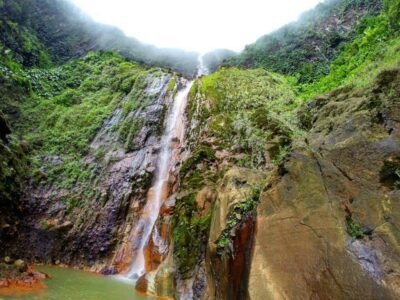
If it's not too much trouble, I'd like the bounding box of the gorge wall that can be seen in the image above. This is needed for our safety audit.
[1,0,400,299]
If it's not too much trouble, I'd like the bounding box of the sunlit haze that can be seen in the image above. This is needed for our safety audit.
[70,0,321,53]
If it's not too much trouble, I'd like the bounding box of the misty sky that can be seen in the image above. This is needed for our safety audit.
[70,0,322,53]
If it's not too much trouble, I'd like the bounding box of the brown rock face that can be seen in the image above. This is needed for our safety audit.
[207,167,263,299]
[249,70,400,299]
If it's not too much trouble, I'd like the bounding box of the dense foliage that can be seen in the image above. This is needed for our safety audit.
[384,0,400,32]
[297,0,400,98]
[225,0,382,83]
[0,113,27,220]
[196,68,300,168]
[0,0,199,76]
[0,50,165,205]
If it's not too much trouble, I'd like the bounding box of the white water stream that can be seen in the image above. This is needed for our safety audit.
[125,55,208,280]
[197,54,209,77]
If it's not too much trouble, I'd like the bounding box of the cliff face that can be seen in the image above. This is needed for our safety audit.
[173,68,400,299]
[168,68,300,299]
[249,69,400,299]
[10,71,176,269]
[1,0,400,299]
[172,1,400,294]
[0,48,183,269]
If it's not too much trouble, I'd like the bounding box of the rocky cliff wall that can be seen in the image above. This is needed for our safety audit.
[1,71,184,272]
[248,69,400,299]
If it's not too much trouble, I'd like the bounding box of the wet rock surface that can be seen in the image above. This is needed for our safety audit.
[0,260,47,294]
[2,73,176,270]
[249,69,400,299]
[207,167,262,300]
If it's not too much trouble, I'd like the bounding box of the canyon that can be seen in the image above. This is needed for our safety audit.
[1,0,400,299]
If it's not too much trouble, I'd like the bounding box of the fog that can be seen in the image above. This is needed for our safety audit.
[70,0,322,52]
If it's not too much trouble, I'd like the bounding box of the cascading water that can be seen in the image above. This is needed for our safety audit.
[124,55,208,281]
[197,54,209,77]
[125,81,193,280]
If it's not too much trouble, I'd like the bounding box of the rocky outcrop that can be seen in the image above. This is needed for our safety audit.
[0,258,47,295]
[171,69,300,299]
[173,68,400,300]
[206,167,263,299]
[249,69,400,299]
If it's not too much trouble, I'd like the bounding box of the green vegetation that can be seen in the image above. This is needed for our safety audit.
[179,146,216,178]
[198,68,301,168]
[297,4,400,99]
[225,0,382,83]
[20,52,157,189]
[224,1,399,102]
[346,218,365,239]
[0,0,199,76]
[0,135,27,209]
[167,77,176,92]
[384,0,400,32]
[0,48,165,206]
[172,145,219,277]
[172,193,212,278]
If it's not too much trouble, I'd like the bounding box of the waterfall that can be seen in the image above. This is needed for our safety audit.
[123,55,208,281]
[197,54,209,77]
[124,80,193,280]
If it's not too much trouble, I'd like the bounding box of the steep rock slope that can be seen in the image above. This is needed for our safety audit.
[250,69,400,299]
[0,50,185,269]
[171,68,300,299]
[176,2,400,297]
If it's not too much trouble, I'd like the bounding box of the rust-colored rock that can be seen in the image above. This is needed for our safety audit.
[206,167,263,299]
[136,275,148,294]
[0,264,47,297]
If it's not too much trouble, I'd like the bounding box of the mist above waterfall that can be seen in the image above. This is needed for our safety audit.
[70,0,321,52]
